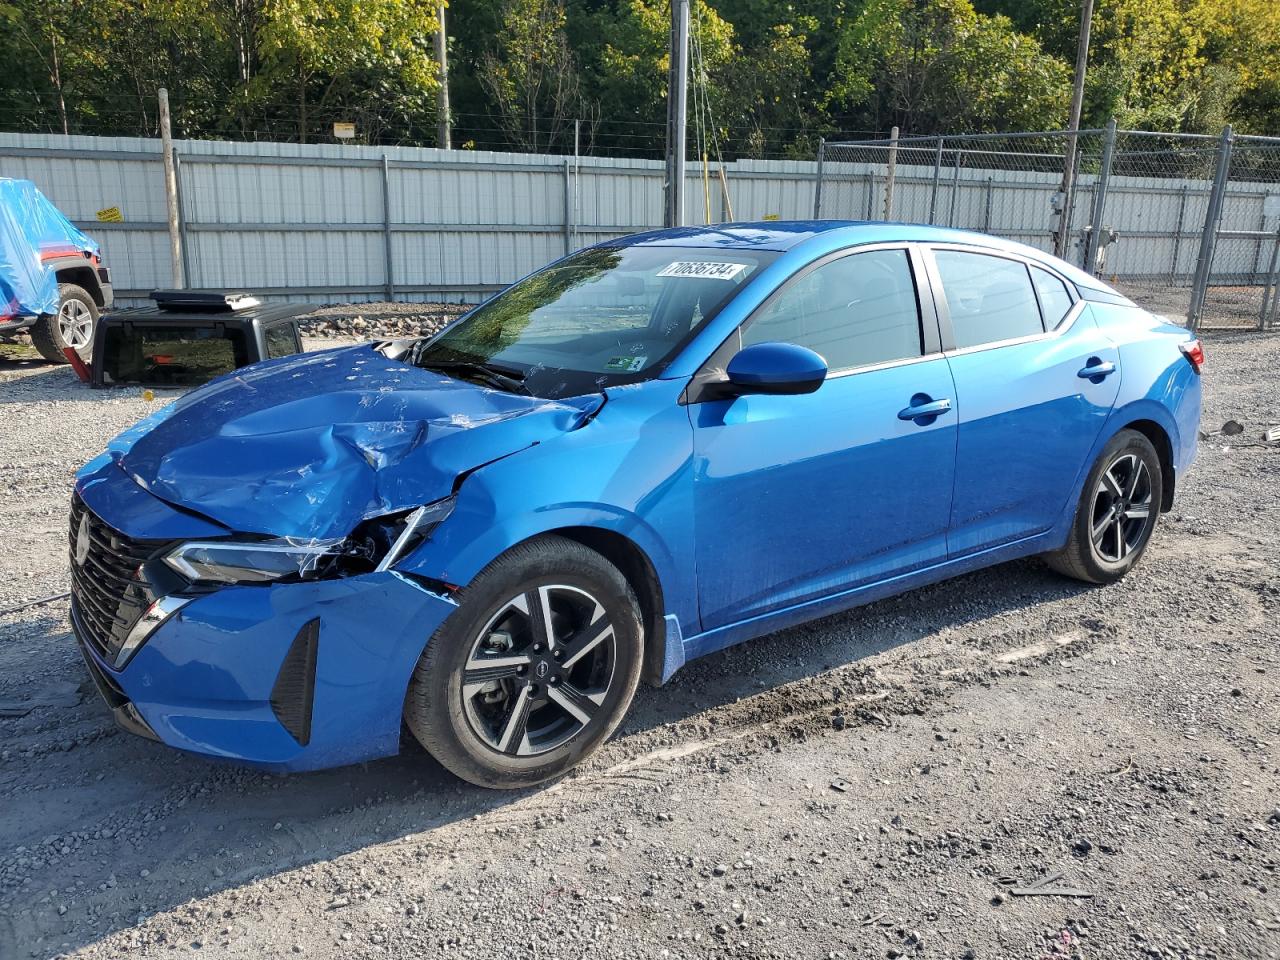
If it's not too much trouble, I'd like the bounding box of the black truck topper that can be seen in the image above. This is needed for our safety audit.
[91,289,308,388]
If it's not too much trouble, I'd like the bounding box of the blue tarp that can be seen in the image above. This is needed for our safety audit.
[0,178,98,319]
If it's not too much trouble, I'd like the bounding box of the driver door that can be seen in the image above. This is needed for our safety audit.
[688,245,958,631]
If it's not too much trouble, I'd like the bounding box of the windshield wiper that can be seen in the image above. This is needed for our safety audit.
[416,358,531,395]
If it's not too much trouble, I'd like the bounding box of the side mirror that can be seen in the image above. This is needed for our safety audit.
[722,341,827,397]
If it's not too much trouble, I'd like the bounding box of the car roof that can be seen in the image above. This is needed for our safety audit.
[613,220,1113,295]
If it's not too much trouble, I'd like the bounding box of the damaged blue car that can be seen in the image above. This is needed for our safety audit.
[71,222,1202,787]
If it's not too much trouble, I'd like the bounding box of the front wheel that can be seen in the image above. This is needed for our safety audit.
[404,536,643,789]
[1045,428,1163,584]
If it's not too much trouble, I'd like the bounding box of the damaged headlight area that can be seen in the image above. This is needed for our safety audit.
[163,496,456,586]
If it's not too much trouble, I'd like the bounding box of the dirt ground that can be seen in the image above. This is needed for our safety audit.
[0,331,1277,960]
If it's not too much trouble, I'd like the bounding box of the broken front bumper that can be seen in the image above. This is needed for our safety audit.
[74,570,458,772]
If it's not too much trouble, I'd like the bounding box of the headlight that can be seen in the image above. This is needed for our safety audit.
[163,538,347,584]
[164,496,455,585]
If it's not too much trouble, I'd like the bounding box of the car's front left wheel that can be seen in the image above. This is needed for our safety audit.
[31,282,98,363]
[404,536,643,789]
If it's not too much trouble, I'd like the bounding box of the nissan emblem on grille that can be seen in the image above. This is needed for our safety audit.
[74,513,91,567]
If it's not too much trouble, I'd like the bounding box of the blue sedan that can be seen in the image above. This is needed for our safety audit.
[70,222,1202,787]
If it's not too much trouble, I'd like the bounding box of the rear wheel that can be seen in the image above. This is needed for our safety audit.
[31,283,98,363]
[1045,429,1163,584]
[404,536,643,789]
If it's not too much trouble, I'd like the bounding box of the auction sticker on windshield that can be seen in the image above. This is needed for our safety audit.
[655,261,749,280]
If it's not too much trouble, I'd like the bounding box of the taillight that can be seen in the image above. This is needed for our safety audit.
[1179,339,1203,374]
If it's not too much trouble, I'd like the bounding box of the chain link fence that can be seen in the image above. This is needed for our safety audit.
[815,124,1280,331]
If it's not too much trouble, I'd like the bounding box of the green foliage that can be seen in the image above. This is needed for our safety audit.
[0,0,1276,154]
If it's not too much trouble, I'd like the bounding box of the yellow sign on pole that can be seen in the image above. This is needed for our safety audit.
[333,122,356,140]
[95,206,123,223]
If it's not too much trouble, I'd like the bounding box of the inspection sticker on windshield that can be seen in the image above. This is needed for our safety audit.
[656,260,748,280]
[605,355,646,372]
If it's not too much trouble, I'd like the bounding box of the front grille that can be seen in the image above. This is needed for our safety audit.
[68,493,173,663]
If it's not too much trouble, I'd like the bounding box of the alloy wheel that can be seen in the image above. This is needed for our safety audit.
[57,299,95,350]
[461,584,616,757]
[1090,453,1154,563]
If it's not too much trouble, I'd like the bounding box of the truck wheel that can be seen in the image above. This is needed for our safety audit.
[31,283,98,363]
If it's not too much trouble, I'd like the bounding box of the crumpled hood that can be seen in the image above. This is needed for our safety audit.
[111,345,603,541]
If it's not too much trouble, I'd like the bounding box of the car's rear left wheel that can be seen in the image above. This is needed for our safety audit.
[404,536,643,789]
[1045,428,1163,584]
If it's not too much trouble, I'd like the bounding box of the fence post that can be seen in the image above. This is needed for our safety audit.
[173,148,192,288]
[813,137,825,219]
[1187,124,1234,330]
[563,157,573,255]
[1169,184,1188,284]
[158,88,184,288]
[1259,227,1280,329]
[883,126,899,221]
[928,137,944,223]
[381,155,395,301]
[947,151,961,226]
[1083,117,1116,275]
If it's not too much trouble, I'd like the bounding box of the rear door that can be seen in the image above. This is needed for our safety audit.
[924,246,1121,556]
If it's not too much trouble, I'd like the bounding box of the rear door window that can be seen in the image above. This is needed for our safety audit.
[933,251,1043,348]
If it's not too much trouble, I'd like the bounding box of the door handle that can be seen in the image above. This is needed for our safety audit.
[897,396,952,423]
[1077,358,1116,380]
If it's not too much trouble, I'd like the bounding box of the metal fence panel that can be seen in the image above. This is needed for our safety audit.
[820,127,1280,330]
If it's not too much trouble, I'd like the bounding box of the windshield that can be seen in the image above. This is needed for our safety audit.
[412,245,778,398]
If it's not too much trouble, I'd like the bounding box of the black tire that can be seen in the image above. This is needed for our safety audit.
[1045,428,1163,584]
[30,283,98,364]
[404,536,643,789]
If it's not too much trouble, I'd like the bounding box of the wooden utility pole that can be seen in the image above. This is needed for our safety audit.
[435,1,451,149]
[158,88,184,288]
[664,0,689,227]
[1055,0,1095,258]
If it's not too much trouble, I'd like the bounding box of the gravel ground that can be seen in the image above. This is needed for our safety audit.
[1,330,1278,960]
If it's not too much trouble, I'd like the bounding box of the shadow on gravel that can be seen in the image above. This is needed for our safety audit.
[2,554,1092,957]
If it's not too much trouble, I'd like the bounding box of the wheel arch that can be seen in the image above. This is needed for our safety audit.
[52,262,104,307]
[1113,417,1176,512]
[512,526,669,688]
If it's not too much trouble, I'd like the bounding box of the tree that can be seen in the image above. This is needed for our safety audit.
[477,0,590,151]
[257,0,439,142]
[832,0,1071,133]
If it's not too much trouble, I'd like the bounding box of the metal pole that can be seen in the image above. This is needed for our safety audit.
[665,0,690,227]
[173,148,191,289]
[983,176,994,232]
[573,119,580,248]
[381,155,395,300]
[1083,117,1116,275]
[1258,227,1280,329]
[563,158,573,255]
[865,173,875,220]
[158,88,183,288]
[1169,184,1188,284]
[948,151,961,226]
[1187,124,1234,330]
[434,1,451,149]
[882,126,899,221]
[928,137,943,223]
[1056,0,1095,258]
[813,137,825,219]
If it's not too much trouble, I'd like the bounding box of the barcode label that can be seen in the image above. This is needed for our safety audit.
[655,261,749,280]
